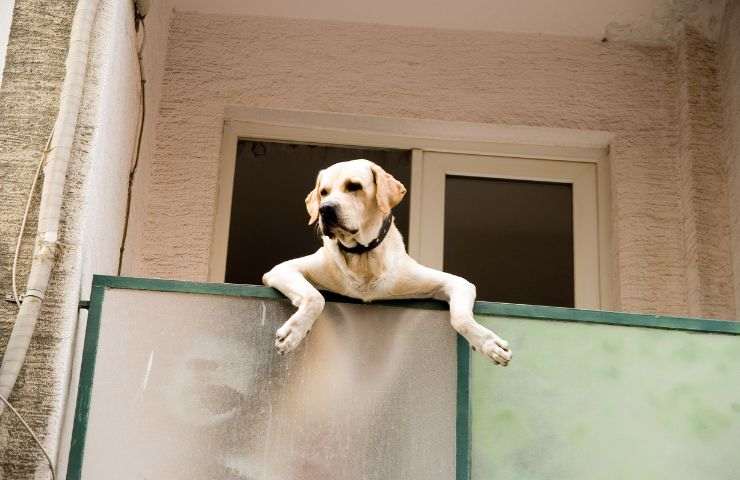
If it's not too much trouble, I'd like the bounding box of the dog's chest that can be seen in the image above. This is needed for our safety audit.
[342,275,394,302]
[332,258,395,302]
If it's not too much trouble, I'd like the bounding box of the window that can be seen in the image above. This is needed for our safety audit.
[223,140,411,285]
[211,108,610,308]
[443,176,574,307]
[417,151,600,308]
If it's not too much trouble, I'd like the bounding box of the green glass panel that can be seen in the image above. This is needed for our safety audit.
[471,316,740,479]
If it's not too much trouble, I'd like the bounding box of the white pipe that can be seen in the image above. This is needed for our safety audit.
[0,0,100,412]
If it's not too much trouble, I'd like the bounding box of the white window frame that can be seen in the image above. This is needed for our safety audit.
[211,107,614,308]
[418,151,600,308]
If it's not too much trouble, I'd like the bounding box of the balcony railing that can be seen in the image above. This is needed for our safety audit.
[66,275,740,480]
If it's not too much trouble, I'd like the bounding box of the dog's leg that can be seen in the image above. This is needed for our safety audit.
[437,275,511,366]
[263,261,325,354]
[397,264,512,366]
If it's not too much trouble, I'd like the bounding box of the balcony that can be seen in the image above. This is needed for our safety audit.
[65,275,740,480]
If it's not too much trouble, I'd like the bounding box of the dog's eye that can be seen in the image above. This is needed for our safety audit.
[346,182,362,192]
[320,188,328,196]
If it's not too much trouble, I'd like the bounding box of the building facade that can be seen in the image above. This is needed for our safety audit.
[0,0,739,477]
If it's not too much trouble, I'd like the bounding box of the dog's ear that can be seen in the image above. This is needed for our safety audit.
[370,163,407,214]
[305,170,323,225]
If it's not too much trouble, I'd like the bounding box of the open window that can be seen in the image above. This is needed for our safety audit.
[210,109,611,309]
[222,140,411,285]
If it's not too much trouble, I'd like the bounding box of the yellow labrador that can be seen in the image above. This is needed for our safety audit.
[263,159,512,366]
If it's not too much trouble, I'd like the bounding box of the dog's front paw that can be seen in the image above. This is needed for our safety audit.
[478,335,512,367]
[274,321,310,354]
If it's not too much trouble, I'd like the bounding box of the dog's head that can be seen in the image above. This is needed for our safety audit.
[305,159,406,246]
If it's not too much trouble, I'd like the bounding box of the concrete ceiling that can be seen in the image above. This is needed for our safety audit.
[171,0,727,44]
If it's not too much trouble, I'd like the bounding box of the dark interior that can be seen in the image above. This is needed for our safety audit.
[443,175,574,307]
[225,140,412,285]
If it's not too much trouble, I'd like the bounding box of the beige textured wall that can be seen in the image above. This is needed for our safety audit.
[0,0,148,477]
[721,0,740,315]
[676,26,735,318]
[133,12,735,318]
[121,0,174,277]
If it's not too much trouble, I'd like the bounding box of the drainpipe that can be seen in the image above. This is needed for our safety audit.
[0,0,100,412]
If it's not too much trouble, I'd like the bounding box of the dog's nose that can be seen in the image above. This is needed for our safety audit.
[319,204,336,219]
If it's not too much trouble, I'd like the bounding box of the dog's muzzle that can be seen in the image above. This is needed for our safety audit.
[319,203,338,222]
[319,203,340,237]
[319,203,357,238]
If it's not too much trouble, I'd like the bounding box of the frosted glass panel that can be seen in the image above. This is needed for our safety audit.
[471,316,740,479]
[79,289,456,480]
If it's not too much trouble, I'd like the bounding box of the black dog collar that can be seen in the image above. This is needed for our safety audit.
[338,215,394,255]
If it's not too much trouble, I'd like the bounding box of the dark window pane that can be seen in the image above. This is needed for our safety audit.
[443,176,574,307]
[226,141,411,285]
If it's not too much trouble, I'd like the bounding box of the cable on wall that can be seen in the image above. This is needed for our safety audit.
[11,128,54,307]
[2,2,143,476]
[0,393,56,480]
[117,9,146,275]
[3,129,56,480]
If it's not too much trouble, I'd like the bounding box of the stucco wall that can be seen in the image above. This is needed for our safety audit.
[133,12,735,318]
[0,4,735,478]
[0,1,76,477]
[676,26,735,318]
[0,0,141,478]
[721,0,740,316]
[0,0,16,86]
[121,0,174,277]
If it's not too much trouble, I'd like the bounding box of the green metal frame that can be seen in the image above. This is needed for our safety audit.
[66,275,740,480]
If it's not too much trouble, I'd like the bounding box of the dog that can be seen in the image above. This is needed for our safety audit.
[263,159,512,366]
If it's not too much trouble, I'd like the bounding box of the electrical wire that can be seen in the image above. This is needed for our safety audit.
[3,8,143,477]
[5,120,56,480]
[117,13,146,275]
[0,392,56,480]
[5,6,144,478]
[11,129,55,307]
[4,1,124,478]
